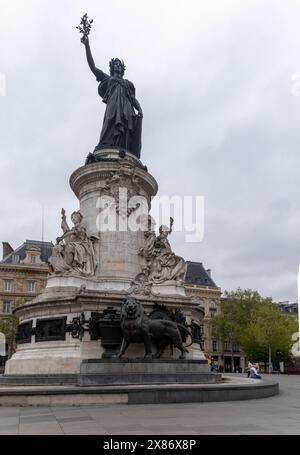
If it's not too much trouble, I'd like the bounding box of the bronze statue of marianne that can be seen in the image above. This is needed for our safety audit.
[77,15,143,159]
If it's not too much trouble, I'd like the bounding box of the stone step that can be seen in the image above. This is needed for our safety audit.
[0,374,78,386]
[78,372,221,386]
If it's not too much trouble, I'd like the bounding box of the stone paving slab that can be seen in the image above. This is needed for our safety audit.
[19,422,64,435]
[20,415,56,423]
[0,375,297,434]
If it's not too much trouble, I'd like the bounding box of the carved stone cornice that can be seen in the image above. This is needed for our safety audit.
[13,287,197,322]
[0,264,49,274]
[69,161,158,201]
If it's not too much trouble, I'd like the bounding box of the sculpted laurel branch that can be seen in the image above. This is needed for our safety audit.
[76,13,93,37]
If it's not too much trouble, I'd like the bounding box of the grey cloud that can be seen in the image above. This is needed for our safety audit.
[1,0,300,301]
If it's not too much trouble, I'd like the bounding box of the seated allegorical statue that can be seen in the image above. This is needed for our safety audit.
[139,217,187,284]
[49,209,98,277]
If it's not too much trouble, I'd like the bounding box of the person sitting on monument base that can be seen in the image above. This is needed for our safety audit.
[249,364,262,379]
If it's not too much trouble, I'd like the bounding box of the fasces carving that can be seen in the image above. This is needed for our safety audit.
[49,209,98,276]
[139,217,187,284]
[66,313,88,340]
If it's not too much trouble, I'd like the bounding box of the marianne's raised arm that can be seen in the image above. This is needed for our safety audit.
[81,36,106,81]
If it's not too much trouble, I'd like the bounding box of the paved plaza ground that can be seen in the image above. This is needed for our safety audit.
[0,375,299,435]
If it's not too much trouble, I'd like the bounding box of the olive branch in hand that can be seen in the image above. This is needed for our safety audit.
[76,13,93,40]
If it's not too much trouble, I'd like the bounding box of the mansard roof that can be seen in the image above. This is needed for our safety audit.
[185,261,217,288]
[1,240,53,265]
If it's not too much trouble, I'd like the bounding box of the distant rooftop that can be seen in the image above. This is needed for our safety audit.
[1,240,54,265]
[276,301,298,314]
[185,261,217,288]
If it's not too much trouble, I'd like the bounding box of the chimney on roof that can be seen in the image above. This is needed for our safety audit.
[2,242,13,259]
[206,269,212,277]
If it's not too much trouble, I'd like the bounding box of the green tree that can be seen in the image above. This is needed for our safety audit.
[241,301,297,365]
[210,288,297,369]
[0,315,18,358]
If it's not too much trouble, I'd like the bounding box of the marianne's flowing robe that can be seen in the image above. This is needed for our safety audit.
[94,70,142,158]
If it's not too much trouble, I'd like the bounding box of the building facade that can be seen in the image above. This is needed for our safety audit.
[184,261,245,372]
[0,240,53,369]
[277,301,298,315]
[0,240,53,320]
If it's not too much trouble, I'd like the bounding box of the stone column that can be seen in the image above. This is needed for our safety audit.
[70,150,158,289]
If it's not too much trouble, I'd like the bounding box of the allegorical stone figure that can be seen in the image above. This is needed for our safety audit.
[49,209,98,277]
[139,217,187,284]
[79,18,143,159]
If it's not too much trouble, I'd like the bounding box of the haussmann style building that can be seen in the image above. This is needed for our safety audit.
[184,261,245,372]
[0,240,53,369]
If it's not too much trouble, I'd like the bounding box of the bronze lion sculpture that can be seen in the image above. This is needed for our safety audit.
[118,298,190,359]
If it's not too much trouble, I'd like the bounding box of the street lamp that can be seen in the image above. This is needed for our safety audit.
[263,314,274,374]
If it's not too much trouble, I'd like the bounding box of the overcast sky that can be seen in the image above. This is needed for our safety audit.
[1,0,300,302]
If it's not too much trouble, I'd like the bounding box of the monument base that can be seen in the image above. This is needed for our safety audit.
[0,376,279,406]
[78,358,221,385]
[6,285,201,375]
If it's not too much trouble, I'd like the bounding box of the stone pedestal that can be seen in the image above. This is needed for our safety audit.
[5,149,207,376]
[69,151,157,286]
[5,289,199,374]
[79,359,220,385]
[188,343,207,361]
